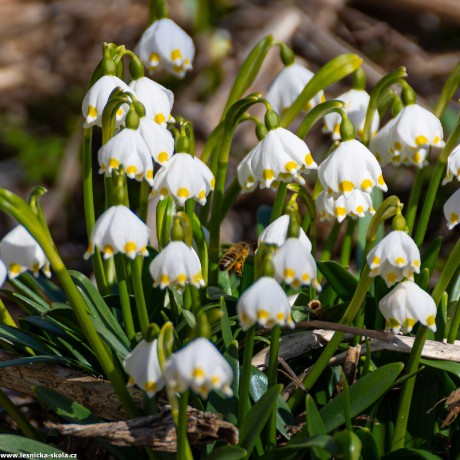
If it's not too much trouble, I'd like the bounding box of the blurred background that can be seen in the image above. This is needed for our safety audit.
[0,0,459,273]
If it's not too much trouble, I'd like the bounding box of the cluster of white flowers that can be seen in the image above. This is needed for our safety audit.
[124,337,233,399]
[442,144,460,229]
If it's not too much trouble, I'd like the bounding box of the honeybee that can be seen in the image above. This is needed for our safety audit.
[218,242,250,277]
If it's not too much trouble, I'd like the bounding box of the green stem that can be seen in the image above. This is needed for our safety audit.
[392,238,460,450]
[130,258,149,334]
[177,391,193,460]
[0,298,17,329]
[114,254,135,341]
[267,325,281,450]
[239,326,255,421]
[414,117,460,247]
[404,168,425,235]
[447,298,460,344]
[340,219,356,267]
[138,180,150,223]
[220,177,242,224]
[0,388,42,441]
[288,265,372,410]
[270,183,288,223]
[320,221,341,261]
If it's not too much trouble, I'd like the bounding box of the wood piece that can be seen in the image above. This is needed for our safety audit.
[0,350,143,421]
[45,409,238,451]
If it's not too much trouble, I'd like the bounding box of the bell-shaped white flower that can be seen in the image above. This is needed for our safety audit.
[0,226,51,279]
[138,117,174,165]
[82,75,130,128]
[129,77,174,126]
[165,338,233,398]
[379,280,436,334]
[258,215,312,252]
[266,63,325,115]
[151,153,215,206]
[444,188,460,230]
[370,104,444,168]
[237,276,294,330]
[318,139,387,198]
[237,127,317,191]
[84,205,150,260]
[273,238,321,290]
[123,339,165,397]
[323,89,379,140]
[149,241,204,291]
[317,189,375,223]
[135,18,195,78]
[98,127,154,185]
[367,230,421,287]
[443,144,460,185]
[0,260,6,287]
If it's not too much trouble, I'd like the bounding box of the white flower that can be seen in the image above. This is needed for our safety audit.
[323,89,379,140]
[82,75,130,128]
[138,117,175,165]
[149,241,205,291]
[98,128,154,185]
[273,238,321,291]
[266,63,325,115]
[135,18,195,78]
[129,77,174,126]
[316,189,375,223]
[370,104,444,168]
[237,276,294,330]
[318,139,387,198]
[165,338,233,398]
[367,231,421,287]
[443,144,460,185]
[151,153,215,206]
[237,127,317,191]
[258,215,312,252]
[379,280,436,334]
[0,226,51,279]
[444,188,460,230]
[0,260,6,287]
[84,205,150,260]
[123,339,165,397]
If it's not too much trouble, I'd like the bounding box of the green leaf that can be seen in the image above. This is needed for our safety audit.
[206,446,247,460]
[281,54,363,127]
[420,359,460,379]
[297,100,345,139]
[320,363,404,433]
[239,384,282,456]
[381,448,442,460]
[220,296,233,350]
[0,355,92,372]
[356,428,380,460]
[317,261,359,301]
[0,434,74,457]
[21,272,67,302]
[0,290,49,315]
[306,394,330,460]
[334,431,362,460]
[8,278,51,312]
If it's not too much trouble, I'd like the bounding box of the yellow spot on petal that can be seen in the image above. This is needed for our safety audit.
[386,272,397,283]
[128,376,135,385]
[184,58,191,66]
[276,312,285,321]
[357,129,364,138]
[87,106,97,119]
[284,268,295,279]
[335,207,346,217]
[198,190,206,200]
[433,135,440,144]
[146,170,154,180]
[377,174,385,186]
[426,314,436,326]
[193,272,203,284]
[241,312,250,324]
[372,256,381,266]
[103,245,114,255]
[177,188,190,199]
[305,101,312,111]
[263,169,275,180]
[285,161,298,172]
[415,135,428,146]
[388,318,400,328]
[177,273,187,284]
[126,165,137,175]
[192,367,205,378]
[160,187,169,196]
[116,107,123,118]
[333,123,340,135]
[450,212,459,223]
[356,205,364,214]
[124,241,137,254]
[403,318,416,329]
[171,49,182,61]
[412,152,422,164]
[394,142,402,151]
[210,178,215,189]
[154,113,166,125]
[361,179,373,190]
[160,274,170,285]
[395,256,405,265]
[145,381,158,392]
[109,158,120,170]
[149,53,160,64]
[339,181,354,193]
[301,273,310,282]
[257,309,270,320]
[9,264,21,275]
[320,94,326,103]
[305,153,314,166]
[211,376,220,385]
[157,151,169,163]
[413,260,420,268]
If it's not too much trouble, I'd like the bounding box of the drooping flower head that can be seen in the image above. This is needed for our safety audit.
[316,189,375,223]
[237,127,317,192]
[135,18,195,78]
[0,226,51,279]
[82,75,130,128]
[150,153,215,206]
[149,241,205,291]
[370,104,444,168]
[273,238,321,291]
[442,144,460,185]
[367,231,421,287]
[379,280,436,334]
[165,338,233,398]
[98,127,155,185]
[266,63,325,115]
[84,205,150,260]
[444,188,460,230]
[318,139,387,198]
[237,276,294,330]
[323,89,379,140]
[123,339,165,397]
[138,117,175,165]
[258,214,312,252]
